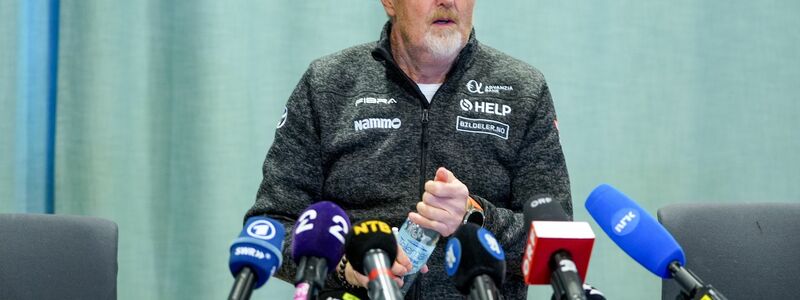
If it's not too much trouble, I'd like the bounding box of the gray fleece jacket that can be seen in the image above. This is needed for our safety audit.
[246,22,571,300]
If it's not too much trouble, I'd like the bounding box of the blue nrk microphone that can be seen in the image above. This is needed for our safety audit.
[228,216,286,300]
[585,184,728,300]
[291,201,351,300]
[585,184,684,278]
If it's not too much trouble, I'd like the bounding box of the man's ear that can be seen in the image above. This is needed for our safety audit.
[380,0,396,19]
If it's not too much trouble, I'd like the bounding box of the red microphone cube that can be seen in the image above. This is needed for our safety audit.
[522,221,595,285]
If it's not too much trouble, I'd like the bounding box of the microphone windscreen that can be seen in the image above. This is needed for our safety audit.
[445,223,506,295]
[522,221,595,284]
[229,216,286,288]
[585,184,685,278]
[291,201,351,272]
[344,220,398,273]
[524,194,570,225]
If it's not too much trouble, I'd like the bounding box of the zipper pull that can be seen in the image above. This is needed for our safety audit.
[422,109,429,123]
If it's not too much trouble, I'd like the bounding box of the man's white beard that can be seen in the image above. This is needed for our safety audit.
[424,29,463,61]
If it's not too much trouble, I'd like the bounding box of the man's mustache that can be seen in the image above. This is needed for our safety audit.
[430,10,458,23]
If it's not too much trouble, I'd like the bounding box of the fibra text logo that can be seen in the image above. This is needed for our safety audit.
[529,196,552,209]
[466,79,513,94]
[460,99,511,116]
[612,209,639,236]
[355,97,396,106]
[247,220,277,240]
[354,118,401,131]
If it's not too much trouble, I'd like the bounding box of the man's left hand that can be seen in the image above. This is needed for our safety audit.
[408,167,469,237]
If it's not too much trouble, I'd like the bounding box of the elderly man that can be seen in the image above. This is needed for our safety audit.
[246,0,571,298]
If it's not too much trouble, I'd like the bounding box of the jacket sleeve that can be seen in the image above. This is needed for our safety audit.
[244,65,346,289]
[474,81,572,280]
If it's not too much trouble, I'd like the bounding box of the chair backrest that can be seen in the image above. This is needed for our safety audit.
[0,213,118,300]
[657,203,800,300]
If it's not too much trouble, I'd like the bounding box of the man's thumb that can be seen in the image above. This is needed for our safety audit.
[434,167,452,182]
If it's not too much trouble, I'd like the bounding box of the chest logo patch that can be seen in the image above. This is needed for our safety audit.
[354,118,402,131]
[355,97,396,106]
[459,99,511,116]
[456,116,509,139]
[466,80,513,94]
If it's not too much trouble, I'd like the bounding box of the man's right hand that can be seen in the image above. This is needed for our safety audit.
[341,243,428,288]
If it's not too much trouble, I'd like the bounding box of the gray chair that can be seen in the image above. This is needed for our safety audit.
[657,203,800,300]
[0,213,118,300]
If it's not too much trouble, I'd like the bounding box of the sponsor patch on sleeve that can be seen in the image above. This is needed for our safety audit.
[456,116,509,139]
[277,106,288,128]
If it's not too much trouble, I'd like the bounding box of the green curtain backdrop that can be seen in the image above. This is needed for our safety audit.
[1,1,798,299]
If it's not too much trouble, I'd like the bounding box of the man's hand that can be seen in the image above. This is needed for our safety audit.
[342,242,428,288]
[408,167,469,237]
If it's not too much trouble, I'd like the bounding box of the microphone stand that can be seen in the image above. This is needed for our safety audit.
[468,274,501,300]
[228,267,256,300]
[293,256,328,300]
[549,251,586,300]
[363,249,402,300]
[668,262,728,300]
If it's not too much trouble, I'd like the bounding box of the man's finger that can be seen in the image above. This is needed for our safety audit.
[424,181,467,200]
[391,262,408,278]
[434,167,452,182]
[394,276,404,288]
[393,245,411,276]
[416,201,455,222]
[408,212,449,236]
[422,186,469,210]
[346,262,369,287]
[422,192,466,216]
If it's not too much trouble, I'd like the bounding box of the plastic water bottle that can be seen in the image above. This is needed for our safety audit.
[396,218,440,294]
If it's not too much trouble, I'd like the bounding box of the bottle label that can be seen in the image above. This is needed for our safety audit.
[397,219,438,273]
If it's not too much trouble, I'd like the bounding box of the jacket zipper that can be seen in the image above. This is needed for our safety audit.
[413,108,430,300]
[377,54,433,300]
[420,108,429,197]
[379,56,431,201]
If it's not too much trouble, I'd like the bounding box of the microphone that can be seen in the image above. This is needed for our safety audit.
[345,220,402,300]
[445,222,506,300]
[522,195,596,300]
[291,201,351,300]
[228,216,286,300]
[317,290,365,300]
[585,184,728,300]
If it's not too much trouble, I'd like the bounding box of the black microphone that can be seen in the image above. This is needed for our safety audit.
[345,220,402,300]
[445,222,506,300]
[291,201,351,300]
[523,195,596,300]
